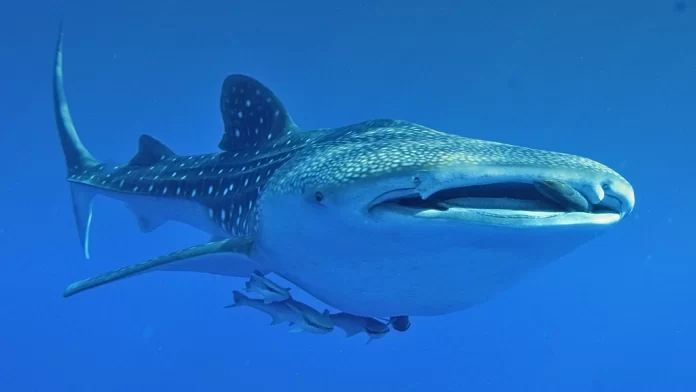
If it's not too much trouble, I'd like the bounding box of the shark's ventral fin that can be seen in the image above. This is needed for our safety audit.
[218,75,299,152]
[129,134,177,166]
[62,237,256,297]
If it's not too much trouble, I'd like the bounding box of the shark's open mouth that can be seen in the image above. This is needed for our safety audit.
[370,181,622,221]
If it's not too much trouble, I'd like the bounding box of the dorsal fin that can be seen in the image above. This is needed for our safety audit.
[129,134,177,166]
[218,75,298,152]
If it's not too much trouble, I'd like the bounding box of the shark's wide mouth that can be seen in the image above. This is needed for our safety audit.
[369,181,623,226]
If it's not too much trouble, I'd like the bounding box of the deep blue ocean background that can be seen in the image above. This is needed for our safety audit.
[1,1,694,391]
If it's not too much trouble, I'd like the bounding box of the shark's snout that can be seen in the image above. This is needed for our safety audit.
[598,178,635,218]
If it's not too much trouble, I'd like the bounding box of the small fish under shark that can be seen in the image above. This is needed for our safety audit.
[225,290,334,334]
[238,271,397,342]
[55,27,635,322]
[330,313,391,344]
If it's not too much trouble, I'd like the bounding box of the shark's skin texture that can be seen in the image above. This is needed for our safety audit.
[56,28,635,318]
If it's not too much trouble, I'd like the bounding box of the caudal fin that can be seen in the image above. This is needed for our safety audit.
[224,290,249,308]
[53,25,98,176]
[53,25,100,259]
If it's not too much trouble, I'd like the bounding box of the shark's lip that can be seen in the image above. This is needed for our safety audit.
[370,203,622,227]
[368,181,631,227]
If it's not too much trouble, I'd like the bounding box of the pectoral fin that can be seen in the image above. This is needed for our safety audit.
[63,236,255,297]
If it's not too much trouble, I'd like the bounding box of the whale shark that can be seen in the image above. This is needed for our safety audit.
[56,29,635,318]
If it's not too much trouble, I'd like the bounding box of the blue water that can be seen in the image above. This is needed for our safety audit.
[2,1,694,391]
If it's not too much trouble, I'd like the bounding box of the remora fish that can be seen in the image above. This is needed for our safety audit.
[225,291,333,334]
[56,29,635,318]
[245,270,291,303]
[330,312,391,344]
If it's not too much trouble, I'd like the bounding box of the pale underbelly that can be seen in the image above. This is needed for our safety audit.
[257,241,566,318]
[255,222,603,318]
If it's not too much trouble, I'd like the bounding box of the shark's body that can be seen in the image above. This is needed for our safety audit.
[56,30,635,318]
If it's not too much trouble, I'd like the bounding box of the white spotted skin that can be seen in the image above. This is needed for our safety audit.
[65,139,304,241]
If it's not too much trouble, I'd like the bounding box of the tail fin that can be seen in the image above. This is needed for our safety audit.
[224,290,248,308]
[53,25,100,259]
[53,25,98,176]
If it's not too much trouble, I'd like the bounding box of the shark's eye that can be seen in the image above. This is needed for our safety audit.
[314,192,324,203]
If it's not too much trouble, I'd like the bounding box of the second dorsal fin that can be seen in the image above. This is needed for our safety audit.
[218,75,298,152]
[129,134,177,166]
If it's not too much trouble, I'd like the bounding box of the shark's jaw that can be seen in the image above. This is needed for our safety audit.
[367,165,634,228]
[256,153,635,318]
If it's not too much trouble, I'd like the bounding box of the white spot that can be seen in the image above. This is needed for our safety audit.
[192,189,197,197]
[255,175,260,183]
[148,185,154,191]
[274,110,279,116]
[237,112,243,119]
[134,186,139,191]
[198,171,204,176]
[229,184,234,191]
[235,129,240,137]
[119,180,125,188]
[245,99,251,107]
[259,117,264,124]
[209,208,214,218]
[268,133,272,140]
[254,128,259,134]
[172,172,177,177]
[221,209,227,220]
[181,175,187,180]
[176,187,181,195]
[163,187,168,194]
[244,178,249,186]
[208,186,214,195]
[223,188,228,196]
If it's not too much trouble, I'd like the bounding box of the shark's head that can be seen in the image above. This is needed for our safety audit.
[257,118,635,316]
[261,119,633,236]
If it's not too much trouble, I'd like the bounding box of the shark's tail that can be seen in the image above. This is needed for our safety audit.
[53,25,98,177]
[53,25,100,259]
